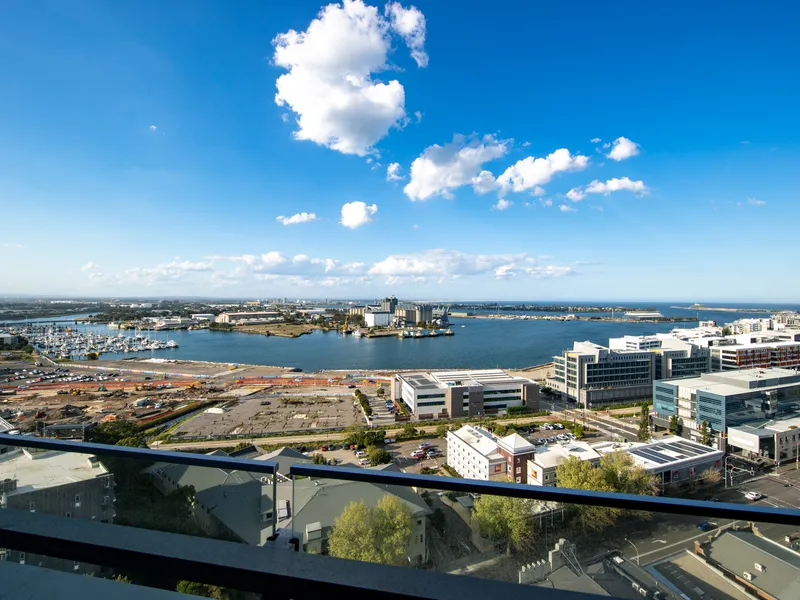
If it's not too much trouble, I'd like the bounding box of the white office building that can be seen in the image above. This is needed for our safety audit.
[393,369,539,418]
[609,335,662,351]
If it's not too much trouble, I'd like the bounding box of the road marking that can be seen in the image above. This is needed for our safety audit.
[652,540,667,544]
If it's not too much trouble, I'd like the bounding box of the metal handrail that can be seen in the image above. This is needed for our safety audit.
[0,433,276,475]
[290,463,800,526]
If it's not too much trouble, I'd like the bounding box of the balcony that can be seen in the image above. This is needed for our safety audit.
[0,434,799,600]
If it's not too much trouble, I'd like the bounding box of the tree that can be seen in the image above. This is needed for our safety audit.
[368,446,392,465]
[722,326,732,337]
[116,436,147,448]
[232,442,251,452]
[436,423,450,438]
[700,467,722,487]
[668,414,680,435]
[637,403,650,442]
[311,453,327,464]
[472,496,538,553]
[176,581,241,599]
[86,352,99,360]
[572,423,585,440]
[700,420,712,446]
[555,452,658,531]
[328,496,413,565]
[376,387,385,397]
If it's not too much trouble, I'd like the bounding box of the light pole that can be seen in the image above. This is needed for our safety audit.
[625,538,640,566]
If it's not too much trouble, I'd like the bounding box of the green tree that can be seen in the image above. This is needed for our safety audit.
[368,446,392,465]
[311,453,327,464]
[90,420,140,445]
[376,387,385,397]
[572,423,585,440]
[116,436,147,448]
[700,420,711,446]
[668,414,680,435]
[232,442,251,452]
[637,403,650,442]
[328,496,413,565]
[176,581,241,599]
[555,452,658,532]
[472,496,538,553]
[21,344,35,354]
[400,423,417,439]
[86,352,99,360]
[721,326,732,336]
[436,423,450,438]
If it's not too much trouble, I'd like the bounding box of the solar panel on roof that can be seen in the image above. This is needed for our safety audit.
[667,441,707,456]
[630,448,671,465]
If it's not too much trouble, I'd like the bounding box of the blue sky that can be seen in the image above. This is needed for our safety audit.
[1,0,799,301]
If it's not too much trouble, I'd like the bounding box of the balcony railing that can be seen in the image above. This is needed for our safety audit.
[0,433,799,600]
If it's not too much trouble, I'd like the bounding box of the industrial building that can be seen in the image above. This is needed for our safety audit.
[446,425,536,483]
[364,309,391,327]
[215,311,282,325]
[392,369,539,418]
[548,342,655,407]
[653,368,800,445]
[0,449,115,573]
[0,333,19,347]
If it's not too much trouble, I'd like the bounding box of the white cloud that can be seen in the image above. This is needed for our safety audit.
[566,187,586,202]
[585,177,648,195]
[341,201,378,228]
[277,212,318,225]
[368,249,574,281]
[414,110,422,122]
[471,170,498,195]
[412,224,420,229]
[404,134,510,200]
[384,2,427,67]
[272,0,427,156]
[602,142,611,149]
[493,198,511,211]
[747,197,767,206]
[496,148,589,194]
[559,204,576,212]
[386,162,403,181]
[80,261,97,271]
[0,242,25,249]
[531,186,546,196]
[590,137,601,143]
[280,113,290,123]
[539,198,553,207]
[607,136,640,161]
[149,125,157,132]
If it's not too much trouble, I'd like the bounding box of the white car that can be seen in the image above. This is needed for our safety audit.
[745,491,763,501]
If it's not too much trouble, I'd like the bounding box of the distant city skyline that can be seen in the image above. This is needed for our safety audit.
[1,1,799,300]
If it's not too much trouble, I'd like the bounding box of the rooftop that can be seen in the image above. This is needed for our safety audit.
[704,530,800,599]
[448,425,503,460]
[663,367,800,394]
[398,369,532,391]
[0,449,109,494]
[532,441,601,469]
[593,436,723,470]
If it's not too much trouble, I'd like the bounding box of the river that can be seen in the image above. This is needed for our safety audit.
[8,303,795,372]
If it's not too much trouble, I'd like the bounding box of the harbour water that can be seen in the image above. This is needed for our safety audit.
[9,303,788,372]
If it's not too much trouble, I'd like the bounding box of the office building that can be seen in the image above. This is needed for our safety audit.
[652,339,711,379]
[728,413,800,464]
[728,317,773,334]
[652,368,800,443]
[526,441,601,486]
[446,425,536,483]
[609,335,662,351]
[392,369,539,418]
[548,342,654,407]
[0,449,115,573]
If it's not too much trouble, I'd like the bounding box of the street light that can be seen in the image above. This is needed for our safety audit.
[625,538,640,566]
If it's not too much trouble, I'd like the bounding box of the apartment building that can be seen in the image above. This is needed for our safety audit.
[392,369,539,418]
[548,342,654,407]
[728,318,773,334]
[653,368,800,443]
[446,425,536,483]
[709,340,800,371]
[0,449,115,573]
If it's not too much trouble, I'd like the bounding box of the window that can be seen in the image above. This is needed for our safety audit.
[73,561,80,571]
[75,494,81,507]
[29,501,35,512]
[494,464,502,473]
[417,520,422,525]
[19,552,25,564]
[515,467,521,474]
[65,512,71,518]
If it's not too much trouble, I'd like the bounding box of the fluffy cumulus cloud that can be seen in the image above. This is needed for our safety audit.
[277,212,318,225]
[384,2,427,67]
[607,136,640,161]
[493,198,511,211]
[404,134,510,200]
[559,204,576,213]
[80,261,97,271]
[496,148,589,194]
[149,125,157,132]
[565,188,586,202]
[585,177,648,195]
[590,137,601,143]
[747,197,767,206]
[386,162,403,181]
[368,249,574,282]
[272,0,427,156]
[341,201,378,228]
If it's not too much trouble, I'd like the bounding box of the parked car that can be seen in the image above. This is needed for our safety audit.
[745,491,763,501]
[419,442,432,449]
[696,521,716,532]
[703,496,719,502]
[542,424,553,430]
[347,385,356,388]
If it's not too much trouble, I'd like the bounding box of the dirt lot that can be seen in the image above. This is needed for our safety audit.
[171,387,364,438]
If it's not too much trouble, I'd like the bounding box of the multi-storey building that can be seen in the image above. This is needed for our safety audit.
[0,449,115,573]
[446,425,536,483]
[609,335,662,351]
[215,311,282,325]
[364,309,391,327]
[728,318,773,334]
[527,441,601,486]
[392,369,539,418]
[548,342,655,407]
[652,368,800,444]
[652,339,711,379]
[709,340,800,371]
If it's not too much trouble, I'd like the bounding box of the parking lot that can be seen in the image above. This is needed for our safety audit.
[171,388,364,438]
[315,436,447,472]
